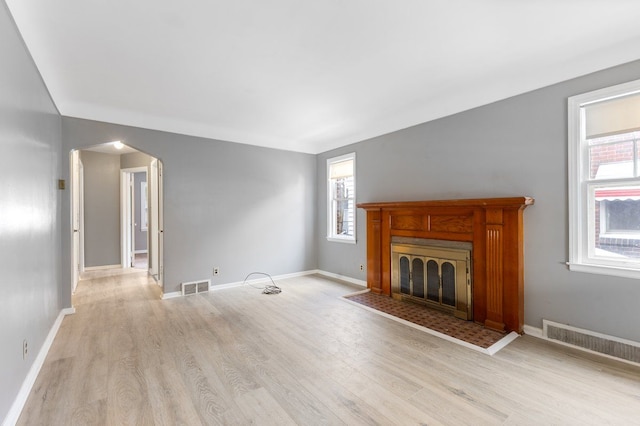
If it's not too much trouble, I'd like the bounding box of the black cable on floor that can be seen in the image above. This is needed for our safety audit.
[242,272,282,294]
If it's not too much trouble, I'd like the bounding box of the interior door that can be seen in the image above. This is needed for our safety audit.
[149,160,159,281]
[71,150,81,293]
[129,174,136,267]
[79,160,84,276]
[149,159,163,287]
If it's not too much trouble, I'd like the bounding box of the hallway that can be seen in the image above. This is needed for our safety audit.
[133,253,148,270]
[18,268,162,424]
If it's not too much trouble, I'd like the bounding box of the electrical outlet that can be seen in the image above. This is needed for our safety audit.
[213,267,219,276]
[23,339,28,360]
[359,264,364,271]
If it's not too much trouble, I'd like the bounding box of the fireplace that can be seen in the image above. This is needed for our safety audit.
[391,241,472,320]
[357,197,533,333]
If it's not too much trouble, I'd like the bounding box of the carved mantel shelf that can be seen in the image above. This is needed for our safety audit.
[357,197,534,334]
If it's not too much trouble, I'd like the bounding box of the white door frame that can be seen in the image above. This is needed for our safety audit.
[121,167,147,268]
[158,160,164,287]
[70,150,84,293]
[70,149,164,295]
[79,160,85,277]
[149,160,159,283]
[149,160,158,278]
[149,159,164,287]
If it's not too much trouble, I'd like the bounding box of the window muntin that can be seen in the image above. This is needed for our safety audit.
[327,153,356,243]
[568,80,640,278]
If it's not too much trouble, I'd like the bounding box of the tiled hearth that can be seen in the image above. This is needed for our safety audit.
[344,291,510,350]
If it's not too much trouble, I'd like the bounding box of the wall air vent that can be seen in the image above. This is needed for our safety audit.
[543,320,640,365]
[181,279,211,296]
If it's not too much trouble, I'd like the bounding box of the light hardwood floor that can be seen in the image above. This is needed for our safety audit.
[18,269,640,425]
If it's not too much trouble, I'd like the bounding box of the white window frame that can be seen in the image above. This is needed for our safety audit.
[568,78,640,279]
[327,152,356,244]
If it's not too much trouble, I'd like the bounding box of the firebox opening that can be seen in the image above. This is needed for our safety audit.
[391,240,472,321]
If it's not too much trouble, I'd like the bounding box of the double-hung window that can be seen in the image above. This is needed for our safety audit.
[568,79,640,278]
[327,153,356,243]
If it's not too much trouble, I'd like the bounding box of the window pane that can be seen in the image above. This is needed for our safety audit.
[607,200,640,232]
[588,131,638,146]
[327,153,355,241]
[589,141,634,179]
[331,199,338,234]
[332,176,354,236]
[591,186,640,261]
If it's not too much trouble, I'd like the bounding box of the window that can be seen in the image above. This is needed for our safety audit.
[568,79,640,278]
[327,153,356,243]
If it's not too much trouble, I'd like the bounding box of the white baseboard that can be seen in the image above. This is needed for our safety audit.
[235,269,319,286]
[161,291,182,299]
[2,307,75,426]
[161,270,366,299]
[83,264,121,271]
[523,324,543,338]
[316,270,367,287]
[207,281,245,292]
[207,270,367,291]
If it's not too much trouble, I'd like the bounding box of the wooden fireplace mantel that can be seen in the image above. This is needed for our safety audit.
[357,197,534,333]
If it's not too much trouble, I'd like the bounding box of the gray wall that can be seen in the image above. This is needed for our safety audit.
[317,59,640,343]
[61,118,317,297]
[80,150,121,267]
[121,150,152,170]
[0,2,62,422]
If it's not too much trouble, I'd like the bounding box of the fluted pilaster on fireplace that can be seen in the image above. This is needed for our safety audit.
[357,197,533,334]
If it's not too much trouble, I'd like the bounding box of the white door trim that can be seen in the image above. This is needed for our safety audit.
[121,167,147,268]
[70,150,81,293]
[149,159,159,280]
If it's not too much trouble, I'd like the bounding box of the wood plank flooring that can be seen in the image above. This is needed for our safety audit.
[17,269,640,425]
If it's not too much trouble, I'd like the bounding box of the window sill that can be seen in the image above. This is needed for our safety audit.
[327,236,356,244]
[568,262,640,279]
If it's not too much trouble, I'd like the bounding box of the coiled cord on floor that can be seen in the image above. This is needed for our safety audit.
[242,272,282,294]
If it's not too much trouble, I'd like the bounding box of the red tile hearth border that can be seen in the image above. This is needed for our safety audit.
[344,291,507,350]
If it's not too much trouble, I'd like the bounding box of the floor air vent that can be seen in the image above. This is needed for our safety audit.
[181,279,211,296]
[543,320,640,364]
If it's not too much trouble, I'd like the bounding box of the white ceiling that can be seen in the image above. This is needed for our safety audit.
[6,1,640,154]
